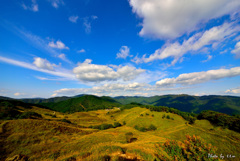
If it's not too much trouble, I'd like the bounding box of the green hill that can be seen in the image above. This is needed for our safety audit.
[114,94,240,115]
[40,95,121,113]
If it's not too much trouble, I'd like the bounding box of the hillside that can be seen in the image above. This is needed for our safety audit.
[40,95,121,113]
[0,104,239,161]
[114,95,240,115]
[20,96,71,104]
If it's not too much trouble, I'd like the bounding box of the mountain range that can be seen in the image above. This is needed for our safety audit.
[1,94,240,115]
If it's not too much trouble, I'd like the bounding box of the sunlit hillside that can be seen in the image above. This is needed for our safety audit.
[1,101,239,161]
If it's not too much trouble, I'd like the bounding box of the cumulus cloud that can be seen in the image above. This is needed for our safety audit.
[22,0,38,12]
[69,15,79,23]
[225,87,240,94]
[48,40,69,50]
[116,46,130,59]
[49,0,64,8]
[33,57,56,71]
[231,41,240,58]
[132,23,240,65]
[156,66,240,86]
[73,59,145,82]
[51,82,147,96]
[129,0,240,39]
[51,82,190,97]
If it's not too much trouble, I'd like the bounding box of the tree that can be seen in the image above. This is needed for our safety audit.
[148,124,157,131]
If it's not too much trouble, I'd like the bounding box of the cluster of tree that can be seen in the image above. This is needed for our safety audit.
[89,122,122,130]
[162,114,174,120]
[198,110,240,132]
[134,124,157,132]
[0,101,42,120]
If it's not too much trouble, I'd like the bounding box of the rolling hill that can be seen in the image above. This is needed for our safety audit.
[114,94,240,115]
[0,102,239,161]
[40,95,121,113]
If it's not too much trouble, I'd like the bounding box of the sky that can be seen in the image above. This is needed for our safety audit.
[0,0,240,98]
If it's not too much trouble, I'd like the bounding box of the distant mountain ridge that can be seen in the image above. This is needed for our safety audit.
[114,94,240,115]
[0,94,240,115]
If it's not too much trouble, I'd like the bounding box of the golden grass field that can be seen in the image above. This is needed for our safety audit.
[0,106,239,160]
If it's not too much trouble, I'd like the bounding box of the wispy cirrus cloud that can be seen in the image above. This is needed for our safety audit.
[58,53,72,64]
[21,0,38,12]
[83,15,98,34]
[49,0,64,8]
[132,23,240,65]
[69,15,79,23]
[201,55,212,63]
[0,55,75,80]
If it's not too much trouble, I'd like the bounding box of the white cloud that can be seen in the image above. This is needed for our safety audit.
[58,53,71,64]
[129,0,240,39]
[83,18,91,34]
[48,40,69,50]
[69,15,79,23]
[22,0,38,12]
[225,87,240,94]
[83,16,98,33]
[0,56,75,80]
[73,59,145,82]
[51,82,190,97]
[156,66,240,86]
[201,55,212,63]
[51,82,147,96]
[14,92,25,96]
[33,57,56,71]
[49,0,64,8]
[116,46,130,59]
[77,49,86,53]
[231,41,240,58]
[132,23,240,65]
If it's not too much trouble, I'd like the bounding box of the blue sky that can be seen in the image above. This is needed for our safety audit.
[0,0,240,98]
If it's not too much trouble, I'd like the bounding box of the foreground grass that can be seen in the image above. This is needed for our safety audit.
[0,106,239,160]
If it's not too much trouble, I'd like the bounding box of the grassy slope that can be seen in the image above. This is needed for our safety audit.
[1,106,240,161]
